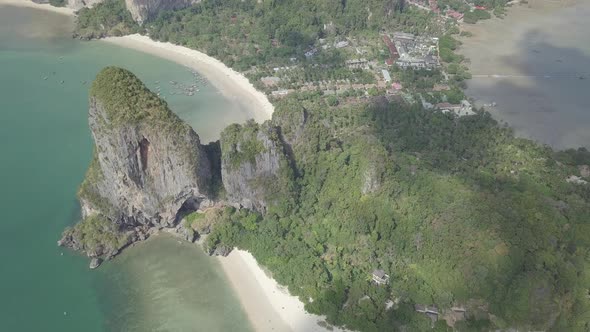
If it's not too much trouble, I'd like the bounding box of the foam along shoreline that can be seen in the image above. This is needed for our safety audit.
[103,34,274,122]
[217,249,350,332]
[0,0,75,15]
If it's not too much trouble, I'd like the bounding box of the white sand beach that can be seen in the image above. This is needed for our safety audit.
[103,34,274,122]
[0,0,74,15]
[218,249,349,332]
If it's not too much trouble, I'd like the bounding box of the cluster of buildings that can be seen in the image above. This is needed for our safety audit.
[435,100,474,116]
[391,32,440,70]
[406,0,493,22]
[345,58,370,70]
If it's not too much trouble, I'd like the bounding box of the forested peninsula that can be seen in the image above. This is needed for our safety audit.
[61,66,590,331]
[54,0,590,331]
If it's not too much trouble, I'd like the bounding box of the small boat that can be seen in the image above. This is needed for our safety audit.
[43,76,48,80]
[60,80,65,84]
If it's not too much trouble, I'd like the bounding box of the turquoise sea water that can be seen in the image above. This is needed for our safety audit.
[0,6,252,331]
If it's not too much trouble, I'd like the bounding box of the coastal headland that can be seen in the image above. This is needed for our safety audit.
[0,2,333,331]
[5,0,590,331]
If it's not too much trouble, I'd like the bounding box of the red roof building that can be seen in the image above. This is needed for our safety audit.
[447,10,464,20]
[382,35,399,66]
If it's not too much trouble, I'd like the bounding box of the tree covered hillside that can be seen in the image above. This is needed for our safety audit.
[207,94,590,331]
[146,0,435,70]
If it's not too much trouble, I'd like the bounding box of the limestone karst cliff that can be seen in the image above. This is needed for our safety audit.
[59,67,293,260]
[220,121,295,214]
[124,0,201,24]
[53,0,200,24]
[59,67,212,258]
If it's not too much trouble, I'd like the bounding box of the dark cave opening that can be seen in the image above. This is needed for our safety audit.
[139,137,150,172]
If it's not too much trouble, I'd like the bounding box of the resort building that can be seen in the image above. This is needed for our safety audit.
[372,269,390,285]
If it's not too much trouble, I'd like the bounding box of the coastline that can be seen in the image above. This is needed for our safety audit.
[0,0,74,15]
[103,34,274,122]
[217,249,349,332]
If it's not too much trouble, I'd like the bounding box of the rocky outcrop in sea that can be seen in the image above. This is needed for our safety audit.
[59,67,213,259]
[58,67,294,265]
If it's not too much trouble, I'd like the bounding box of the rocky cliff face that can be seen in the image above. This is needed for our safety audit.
[66,0,105,10]
[51,0,199,24]
[125,0,201,24]
[220,121,294,214]
[59,67,212,258]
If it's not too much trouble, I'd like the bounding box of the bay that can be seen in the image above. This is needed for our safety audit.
[460,0,590,149]
[0,5,252,331]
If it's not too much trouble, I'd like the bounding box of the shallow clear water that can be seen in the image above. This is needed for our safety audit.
[0,5,252,331]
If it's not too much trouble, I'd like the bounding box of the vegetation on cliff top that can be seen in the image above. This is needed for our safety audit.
[74,0,140,39]
[90,66,189,133]
[208,93,590,331]
[221,120,268,169]
[62,214,129,255]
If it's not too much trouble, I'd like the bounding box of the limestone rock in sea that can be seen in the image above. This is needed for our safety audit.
[59,67,213,258]
[124,0,201,24]
[89,258,102,269]
[220,121,295,214]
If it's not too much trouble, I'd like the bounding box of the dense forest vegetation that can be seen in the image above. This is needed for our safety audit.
[73,0,139,39]
[74,0,446,70]
[70,0,590,330]
[206,94,590,331]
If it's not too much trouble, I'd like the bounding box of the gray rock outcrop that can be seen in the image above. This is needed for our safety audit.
[84,68,212,225]
[66,0,105,10]
[43,0,200,24]
[125,0,201,24]
[59,67,213,258]
[220,121,294,214]
[89,258,102,269]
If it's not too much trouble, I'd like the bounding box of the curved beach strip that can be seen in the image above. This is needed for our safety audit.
[218,250,350,332]
[0,0,75,15]
[103,34,274,121]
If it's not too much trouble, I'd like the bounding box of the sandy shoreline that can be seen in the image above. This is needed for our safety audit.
[217,249,348,332]
[0,0,74,15]
[103,34,274,122]
[0,2,273,122]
